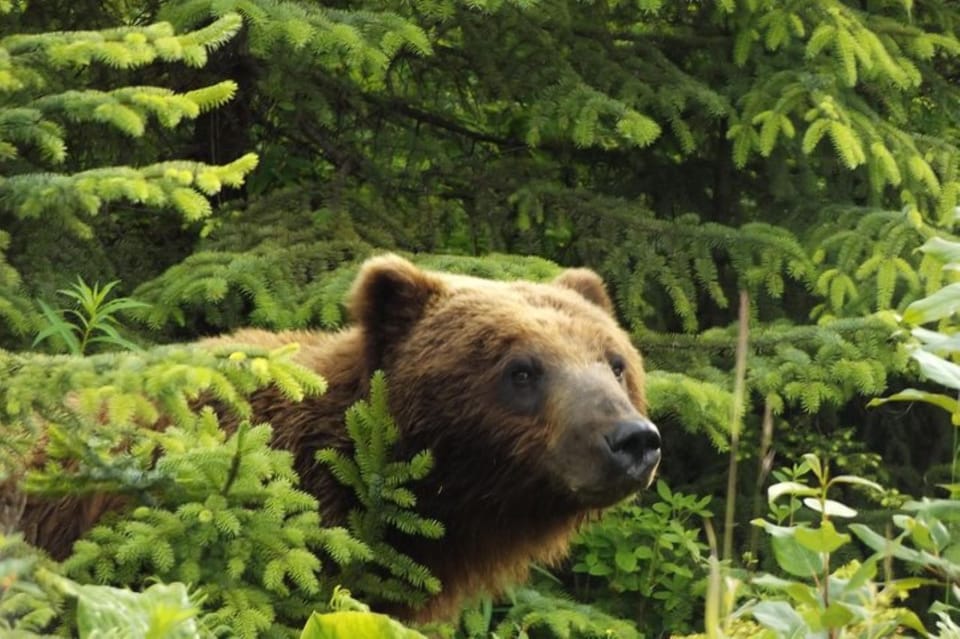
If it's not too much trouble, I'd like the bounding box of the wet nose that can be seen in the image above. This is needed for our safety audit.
[605,418,661,464]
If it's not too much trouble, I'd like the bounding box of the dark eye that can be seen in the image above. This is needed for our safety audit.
[610,355,626,380]
[511,363,536,387]
[500,356,545,415]
[505,356,541,390]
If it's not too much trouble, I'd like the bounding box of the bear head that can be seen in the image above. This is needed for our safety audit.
[348,254,660,513]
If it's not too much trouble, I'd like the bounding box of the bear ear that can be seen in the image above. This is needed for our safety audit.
[348,254,445,366]
[553,268,616,315]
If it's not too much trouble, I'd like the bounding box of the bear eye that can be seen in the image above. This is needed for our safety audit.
[512,368,532,385]
[506,357,541,389]
[500,356,545,415]
[609,355,626,381]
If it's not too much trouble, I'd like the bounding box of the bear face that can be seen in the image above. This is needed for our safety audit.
[349,255,660,515]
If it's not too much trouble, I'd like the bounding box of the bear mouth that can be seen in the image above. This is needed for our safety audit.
[611,448,661,494]
[614,447,661,485]
[572,446,661,507]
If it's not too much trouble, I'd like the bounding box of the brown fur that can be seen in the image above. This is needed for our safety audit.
[15,255,655,621]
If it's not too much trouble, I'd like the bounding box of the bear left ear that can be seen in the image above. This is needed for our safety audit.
[348,254,446,367]
[553,268,616,315]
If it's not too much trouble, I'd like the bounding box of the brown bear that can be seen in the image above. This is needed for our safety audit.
[17,254,661,621]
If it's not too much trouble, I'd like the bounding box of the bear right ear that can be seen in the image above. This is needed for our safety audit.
[348,254,445,367]
[553,268,616,315]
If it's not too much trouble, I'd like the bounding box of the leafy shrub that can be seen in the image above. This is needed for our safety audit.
[570,481,712,636]
[685,454,941,638]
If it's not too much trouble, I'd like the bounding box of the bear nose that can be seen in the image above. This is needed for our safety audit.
[605,418,661,467]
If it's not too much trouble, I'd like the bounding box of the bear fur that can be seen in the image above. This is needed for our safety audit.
[16,255,661,621]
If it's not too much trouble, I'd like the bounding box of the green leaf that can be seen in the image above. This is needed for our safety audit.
[821,602,855,629]
[895,609,931,635]
[614,549,638,572]
[849,524,919,562]
[803,497,857,518]
[903,283,960,324]
[827,475,885,494]
[90,323,142,352]
[794,520,850,553]
[868,388,960,415]
[843,554,878,592]
[752,519,822,577]
[751,574,820,607]
[903,498,960,521]
[299,611,427,639]
[919,236,960,264]
[750,600,806,637]
[910,328,960,354]
[768,481,818,503]
[68,581,200,638]
[909,348,960,390]
[801,454,824,483]
[33,299,82,354]
[893,514,945,552]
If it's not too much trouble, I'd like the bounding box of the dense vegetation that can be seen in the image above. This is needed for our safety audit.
[4,0,960,636]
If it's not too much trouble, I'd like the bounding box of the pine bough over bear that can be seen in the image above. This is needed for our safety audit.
[19,254,661,621]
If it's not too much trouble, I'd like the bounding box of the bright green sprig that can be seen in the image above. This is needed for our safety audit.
[317,371,444,608]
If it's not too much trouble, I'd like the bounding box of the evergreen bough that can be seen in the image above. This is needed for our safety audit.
[63,415,369,639]
[1,344,456,636]
[317,370,444,609]
[0,4,257,343]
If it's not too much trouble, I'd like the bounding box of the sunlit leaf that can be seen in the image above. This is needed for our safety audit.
[868,388,959,415]
[299,611,426,639]
[904,283,960,324]
[768,481,818,503]
[909,348,960,390]
[803,497,857,518]
[794,520,850,553]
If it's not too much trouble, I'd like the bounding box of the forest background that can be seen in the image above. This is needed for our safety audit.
[4,0,960,637]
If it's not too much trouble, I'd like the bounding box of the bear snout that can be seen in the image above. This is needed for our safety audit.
[603,418,661,486]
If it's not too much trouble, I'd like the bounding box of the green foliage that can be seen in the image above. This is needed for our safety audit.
[63,580,205,639]
[0,230,31,338]
[870,234,960,485]
[2,345,460,637]
[63,415,366,638]
[1,340,338,637]
[0,534,65,636]
[317,371,443,609]
[490,588,642,639]
[429,586,643,639]
[1,532,211,638]
[126,184,562,335]
[646,371,734,450]
[570,481,711,636]
[692,454,936,638]
[0,342,324,487]
[3,155,258,231]
[164,0,433,89]
[810,208,929,319]
[33,278,148,355]
[8,0,960,634]
[0,5,257,344]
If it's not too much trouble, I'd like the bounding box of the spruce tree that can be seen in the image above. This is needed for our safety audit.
[0,2,256,347]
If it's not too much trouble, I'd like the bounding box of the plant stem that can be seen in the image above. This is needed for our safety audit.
[722,291,749,563]
[747,400,774,561]
[703,517,721,639]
